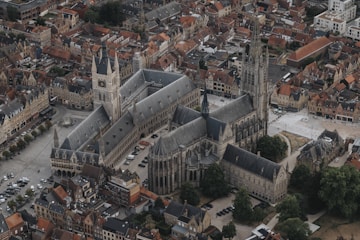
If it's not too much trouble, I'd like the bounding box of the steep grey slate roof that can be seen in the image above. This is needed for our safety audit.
[128,74,196,123]
[222,144,281,181]
[98,111,135,155]
[0,99,23,117]
[145,1,181,22]
[49,203,65,214]
[60,106,110,150]
[0,213,8,233]
[120,70,146,100]
[103,218,129,234]
[172,105,201,125]
[165,201,205,224]
[152,118,207,155]
[211,94,253,123]
[206,117,226,141]
[297,139,333,163]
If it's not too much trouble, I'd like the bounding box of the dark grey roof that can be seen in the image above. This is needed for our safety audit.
[34,198,48,207]
[145,1,181,22]
[49,203,65,214]
[164,201,205,224]
[318,129,342,143]
[60,106,110,150]
[0,213,8,233]
[128,73,197,123]
[50,148,100,165]
[297,139,333,163]
[19,210,37,225]
[222,144,281,181]
[120,69,191,101]
[172,105,201,125]
[0,99,23,117]
[103,218,129,234]
[98,111,135,155]
[206,117,226,141]
[211,94,253,123]
[152,118,207,155]
[96,44,112,75]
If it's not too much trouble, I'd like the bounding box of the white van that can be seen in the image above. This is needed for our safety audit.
[127,154,135,160]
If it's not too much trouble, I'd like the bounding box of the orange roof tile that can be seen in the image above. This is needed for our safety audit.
[180,16,196,28]
[288,37,332,62]
[214,2,223,10]
[37,218,53,232]
[140,187,169,206]
[277,84,298,96]
[345,74,355,84]
[5,213,23,229]
[53,185,68,200]
[335,82,346,91]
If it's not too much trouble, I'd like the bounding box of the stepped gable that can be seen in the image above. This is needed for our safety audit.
[223,144,281,181]
[60,106,110,150]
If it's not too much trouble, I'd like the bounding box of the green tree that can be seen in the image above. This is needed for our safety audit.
[256,135,288,162]
[17,139,26,150]
[200,163,230,198]
[98,1,126,26]
[180,182,200,206]
[222,221,236,240]
[7,200,16,210]
[233,188,253,221]
[304,172,324,213]
[319,166,360,218]
[38,125,46,134]
[15,195,24,204]
[9,145,18,154]
[45,120,52,129]
[84,8,99,23]
[16,33,25,42]
[276,218,311,240]
[2,151,10,159]
[25,188,34,197]
[154,197,165,209]
[31,130,38,138]
[290,164,311,191]
[24,134,32,143]
[35,17,46,26]
[6,6,20,21]
[276,195,302,222]
[49,66,66,77]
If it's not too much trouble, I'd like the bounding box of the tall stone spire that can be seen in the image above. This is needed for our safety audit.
[201,88,209,118]
[53,127,59,148]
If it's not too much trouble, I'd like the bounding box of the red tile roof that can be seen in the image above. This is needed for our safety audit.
[288,37,332,62]
[5,213,23,229]
[53,185,68,201]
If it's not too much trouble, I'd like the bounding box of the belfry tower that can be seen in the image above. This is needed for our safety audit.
[241,17,269,134]
[92,43,122,123]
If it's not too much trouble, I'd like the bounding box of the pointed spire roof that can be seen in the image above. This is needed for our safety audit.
[53,127,59,148]
[96,42,111,75]
[201,88,209,118]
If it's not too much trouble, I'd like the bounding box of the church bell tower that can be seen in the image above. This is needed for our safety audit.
[92,43,121,123]
[241,17,269,134]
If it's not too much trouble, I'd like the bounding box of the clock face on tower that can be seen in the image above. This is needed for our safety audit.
[98,80,106,87]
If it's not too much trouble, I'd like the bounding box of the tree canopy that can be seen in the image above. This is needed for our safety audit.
[200,163,229,198]
[222,221,236,240]
[180,182,200,206]
[276,195,302,222]
[290,164,311,191]
[256,135,288,162]
[233,188,253,221]
[7,6,20,22]
[84,1,126,26]
[319,165,360,218]
[276,218,311,240]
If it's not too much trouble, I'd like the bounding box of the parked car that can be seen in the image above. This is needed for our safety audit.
[138,163,146,168]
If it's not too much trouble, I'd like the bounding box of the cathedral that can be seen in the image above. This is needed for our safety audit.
[147,20,288,203]
[51,20,287,203]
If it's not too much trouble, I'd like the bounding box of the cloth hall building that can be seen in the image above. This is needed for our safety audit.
[51,21,288,204]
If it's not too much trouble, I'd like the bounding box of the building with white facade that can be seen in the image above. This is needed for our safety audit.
[346,17,360,40]
[314,0,357,34]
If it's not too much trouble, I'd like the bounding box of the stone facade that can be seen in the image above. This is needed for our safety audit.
[0,87,49,145]
[148,19,270,196]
